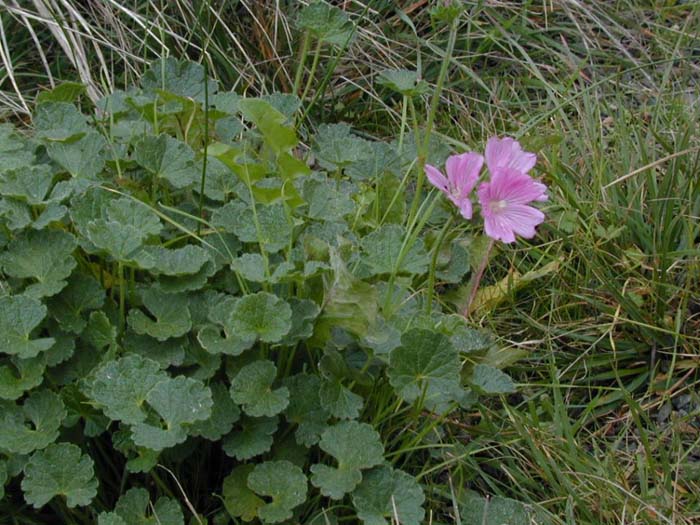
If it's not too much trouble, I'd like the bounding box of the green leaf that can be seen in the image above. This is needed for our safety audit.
[47,273,105,334]
[230,292,292,343]
[191,382,241,441]
[310,421,384,499]
[231,253,267,282]
[231,360,289,417]
[345,141,401,182]
[0,295,54,358]
[0,460,8,502]
[0,198,32,230]
[223,416,278,461]
[312,123,370,171]
[0,123,36,172]
[239,98,298,153]
[283,299,320,345]
[32,202,68,230]
[459,491,539,525]
[468,364,516,395]
[132,134,199,189]
[131,376,213,451]
[1,230,77,298]
[98,513,127,525]
[297,2,356,47]
[83,311,117,352]
[388,328,463,413]
[319,380,363,420]
[283,374,329,447]
[138,245,210,275]
[21,442,97,508]
[0,355,46,400]
[213,201,292,253]
[315,249,377,340]
[248,460,308,524]
[106,198,162,237]
[36,82,87,104]
[157,260,216,293]
[223,465,263,522]
[86,220,144,261]
[34,102,90,142]
[360,224,429,276]
[0,164,54,204]
[128,288,192,341]
[113,487,185,525]
[376,69,428,97]
[142,58,217,102]
[351,466,425,525]
[125,332,185,368]
[87,354,167,424]
[0,390,66,454]
[46,131,107,179]
[197,324,255,357]
[301,176,355,221]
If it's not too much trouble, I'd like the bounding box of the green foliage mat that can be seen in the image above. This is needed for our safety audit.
[0,52,514,523]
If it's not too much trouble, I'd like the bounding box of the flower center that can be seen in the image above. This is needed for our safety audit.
[490,199,508,213]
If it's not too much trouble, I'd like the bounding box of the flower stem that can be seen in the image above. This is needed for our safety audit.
[197,59,210,236]
[293,30,311,96]
[300,38,323,103]
[426,214,454,315]
[407,16,461,226]
[463,238,495,317]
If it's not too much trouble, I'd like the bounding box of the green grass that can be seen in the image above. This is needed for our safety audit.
[1,1,699,523]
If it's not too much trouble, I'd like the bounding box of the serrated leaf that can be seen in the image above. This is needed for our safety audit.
[0,355,46,400]
[0,123,36,172]
[239,98,297,153]
[223,465,263,522]
[197,324,255,356]
[191,382,240,441]
[283,374,329,447]
[297,2,355,47]
[1,229,77,298]
[0,198,32,230]
[360,224,429,276]
[0,164,54,204]
[0,295,54,358]
[283,298,320,345]
[47,273,105,334]
[230,292,292,343]
[137,245,210,275]
[310,421,384,499]
[32,202,68,230]
[388,328,463,413]
[132,134,199,189]
[158,260,216,293]
[302,176,355,221]
[468,364,516,395]
[223,416,278,461]
[345,141,401,182]
[436,239,470,284]
[128,288,192,341]
[87,354,167,424]
[319,380,363,420]
[106,198,162,237]
[125,332,185,368]
[351,466,425,525]
[459,491,539,525]
[34,102,90,142]
[47,131,107,179]
[131,376,212,450]
[231,360,289,417]
[86,219,144,261]
[376,69,428,97]
[21,443,97,508]
[113,487,185,525]
[312,123,370,171]
[213,201,292,253]
[98,513,127,525]
[231,253,267,282]
[83,310,117,351]
[0,390,66,454]
[248,460,308,524]
[142,58,217,102]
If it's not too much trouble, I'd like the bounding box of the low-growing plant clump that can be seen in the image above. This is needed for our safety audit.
[0,33,539,524]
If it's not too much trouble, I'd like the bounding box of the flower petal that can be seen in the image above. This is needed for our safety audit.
[484,214,516,243]
[445,152,483,198]
[489,168,547,205]
[485,137,537,174]
[424,164,449,194]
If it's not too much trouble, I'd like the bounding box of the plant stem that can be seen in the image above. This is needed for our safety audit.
[463,238,495,317]
[300,38,323,103]
[426,214,455,315]
[407,16,461,226]
[118,261,125,336]
[293,30,311,96]
[197,59,210,236]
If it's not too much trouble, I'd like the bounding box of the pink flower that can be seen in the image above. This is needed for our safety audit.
[477,167,547,243]
[485,136,537,174]
[425,152,483,219]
